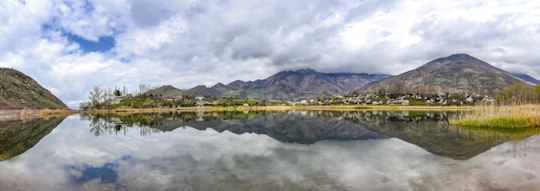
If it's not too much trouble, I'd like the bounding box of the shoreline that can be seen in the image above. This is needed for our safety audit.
[0,105,483,119]
[79,105,473,114]
[2,105,538,129]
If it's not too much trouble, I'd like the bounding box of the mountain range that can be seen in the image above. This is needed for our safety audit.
[512,73,540,84]
[0,53,538,109]
[147,54,538,100]
[0,68,67,109]
[357,54,536,95]
[146,69,389,99]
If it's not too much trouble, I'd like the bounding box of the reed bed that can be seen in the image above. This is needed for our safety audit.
[39,109,76,119]
[450,104,540,129]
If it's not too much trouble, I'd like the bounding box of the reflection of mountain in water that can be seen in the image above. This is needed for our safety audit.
[87,111,540,160]
[87,112,388,144]
[0,117,65,160]
[185,112,388,144]
[342,111,540,160]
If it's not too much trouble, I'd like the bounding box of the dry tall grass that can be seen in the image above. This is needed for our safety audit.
[450,104,540,128]
[39,109,75,119]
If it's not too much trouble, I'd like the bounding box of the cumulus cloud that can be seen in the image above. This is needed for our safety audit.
[0,0,539,107]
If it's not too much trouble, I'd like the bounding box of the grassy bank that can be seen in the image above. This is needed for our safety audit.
[450,105,540,129]
[39,109,77,118]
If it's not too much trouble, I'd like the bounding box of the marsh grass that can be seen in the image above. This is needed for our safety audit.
[39,109,75,119]
[450,104,540,128]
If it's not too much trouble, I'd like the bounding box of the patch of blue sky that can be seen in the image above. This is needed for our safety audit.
[41,24,116,53]
[65,33,116,53]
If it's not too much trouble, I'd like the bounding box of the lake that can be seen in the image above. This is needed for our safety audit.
[1,110,540,191]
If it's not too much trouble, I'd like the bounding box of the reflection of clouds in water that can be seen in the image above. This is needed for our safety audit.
[0,116,540,190]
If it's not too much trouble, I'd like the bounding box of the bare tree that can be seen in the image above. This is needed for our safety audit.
[139,84,151,95]
[123,85,128,96]
[89,86,103,109]
[103,88,113,109]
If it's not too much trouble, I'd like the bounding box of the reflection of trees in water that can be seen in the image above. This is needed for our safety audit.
[81,111,540,159]
[81,111,387,144]
[80,114,160,136]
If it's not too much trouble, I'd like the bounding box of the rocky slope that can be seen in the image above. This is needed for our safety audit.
[0,68,67,109]
[147,69,388,99]
[358,54,529,95]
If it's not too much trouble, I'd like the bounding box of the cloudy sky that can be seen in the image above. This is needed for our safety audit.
[1,0,540,108]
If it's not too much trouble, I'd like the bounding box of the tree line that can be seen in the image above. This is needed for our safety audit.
[495,83,540,105]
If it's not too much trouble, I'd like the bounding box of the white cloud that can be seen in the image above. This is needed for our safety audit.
[49,0,129,40]
[0,0,539,108]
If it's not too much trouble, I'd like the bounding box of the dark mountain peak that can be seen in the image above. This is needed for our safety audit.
[358,54,527,95]
[227,80,247,89]
[228,80,245,85]
[448,53,474,59]
[144,85,184,98]
[159,85,177,90]
[429,53,485,65]
[212,82,226,88]
[211,82,234,92]
[193,85,207,88]
[295,68,317,74]
[273,68,319,77]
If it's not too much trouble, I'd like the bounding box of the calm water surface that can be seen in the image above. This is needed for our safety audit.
[1,111,540,191]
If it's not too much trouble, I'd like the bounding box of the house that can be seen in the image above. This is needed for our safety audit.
[402,100,410,106]
[195,96,205,107]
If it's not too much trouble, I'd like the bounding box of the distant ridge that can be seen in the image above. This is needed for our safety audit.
[511,73,539,84]
[145,69,389,99]
[357,53,529,95]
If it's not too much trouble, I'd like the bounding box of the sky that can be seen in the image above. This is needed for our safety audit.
[1,0,540,108]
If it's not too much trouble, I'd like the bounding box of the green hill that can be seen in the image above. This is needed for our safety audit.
[0,68,67,109]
